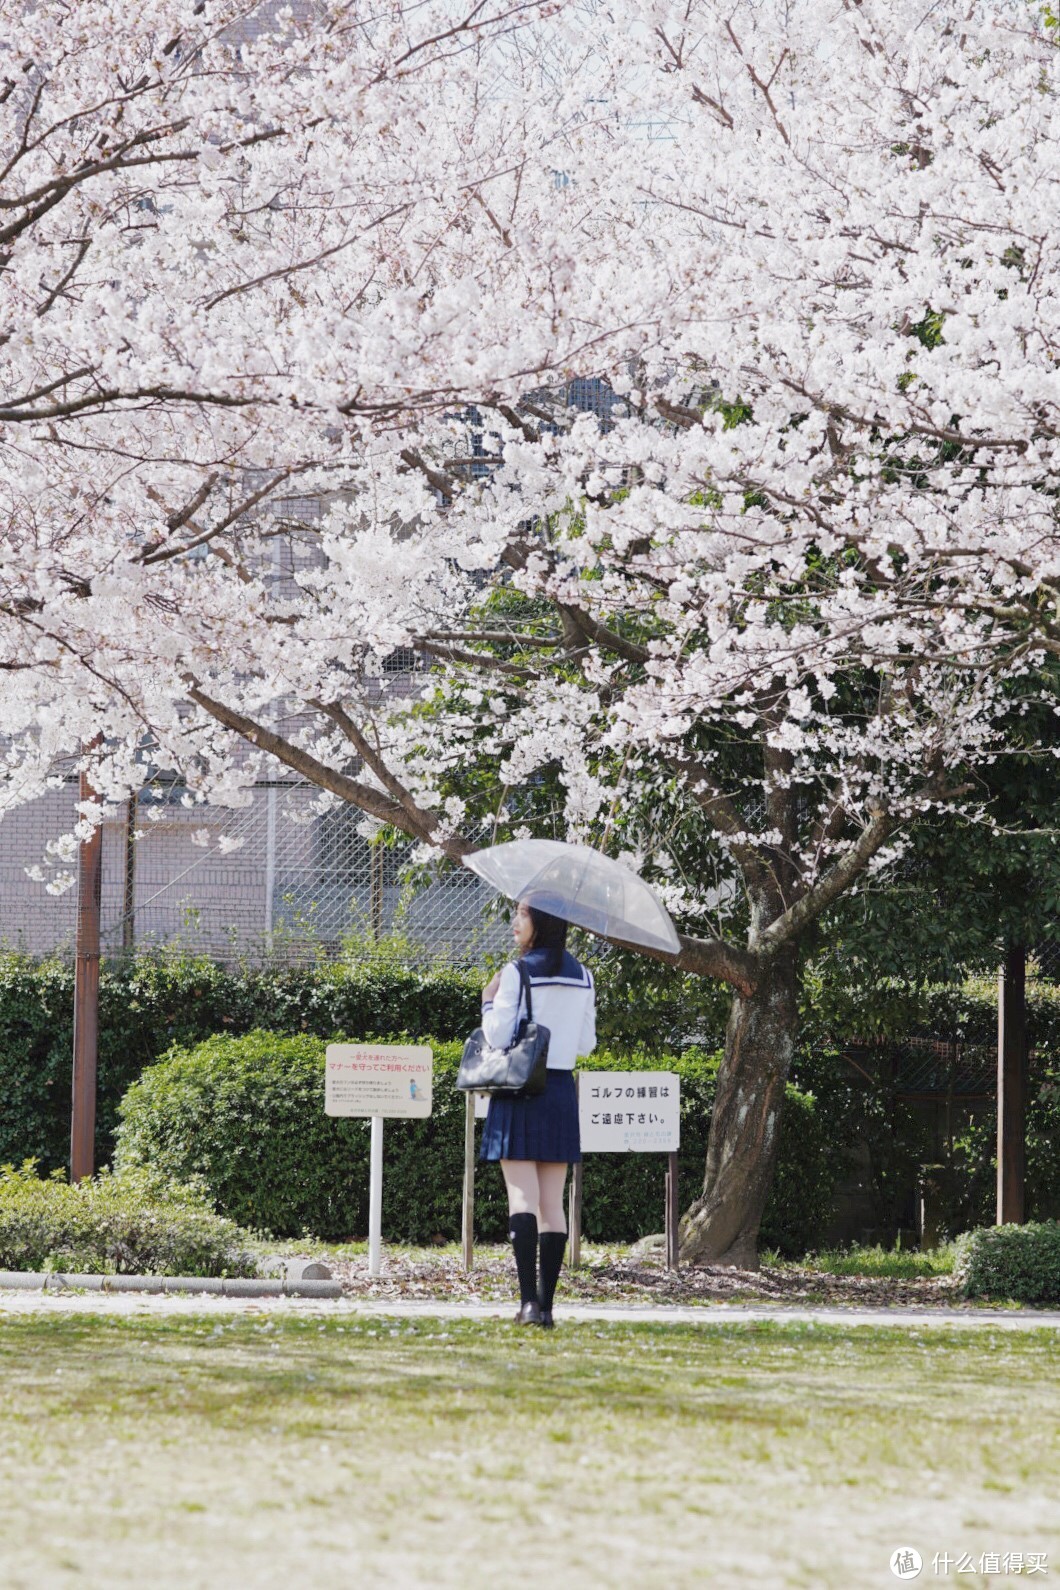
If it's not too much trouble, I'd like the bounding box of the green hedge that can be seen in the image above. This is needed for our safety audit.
[0,1161,259,1276]
[954,1221,1060,1303]
[113,1031,836,1254]
[0,952,480,1174]
[8,948,1060,1251]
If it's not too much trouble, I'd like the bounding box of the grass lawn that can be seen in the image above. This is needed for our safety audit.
[0,1313,1057,1589]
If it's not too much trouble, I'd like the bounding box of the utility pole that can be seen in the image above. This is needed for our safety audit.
[121,793,136,954]
[71,744,103,1182]
[996,942,1027,1226]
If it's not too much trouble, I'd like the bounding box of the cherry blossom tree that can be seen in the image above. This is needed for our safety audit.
[2,0,1059,1261]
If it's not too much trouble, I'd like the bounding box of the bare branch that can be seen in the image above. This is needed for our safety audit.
[417,639,538,680]
[188,684,474,863]
[753,809,894,952]
[311,696,463,849]
[399,446,457,500]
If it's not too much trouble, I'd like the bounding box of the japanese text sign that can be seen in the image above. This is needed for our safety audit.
[325,1044,433,1118]
[579,1071,680,1152]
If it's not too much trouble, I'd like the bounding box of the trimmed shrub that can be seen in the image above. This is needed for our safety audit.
[114,1030,836,1252]
[115,1030,408,1240]
[954,1221,1060,1303]
[0,1160,259,1276]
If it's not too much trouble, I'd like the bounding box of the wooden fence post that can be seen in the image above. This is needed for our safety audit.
[997,943,1027,1226]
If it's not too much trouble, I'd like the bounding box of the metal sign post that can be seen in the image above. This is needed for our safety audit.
[462,1094,476,1271]
[325,1043,433,1277]
[664,1151,680,1270]
[569,1158,584,1267]
[368,1115,385,1277]
[461,1092,491,1271]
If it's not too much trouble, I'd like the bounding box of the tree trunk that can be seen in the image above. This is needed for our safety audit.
[679,946,798,1269]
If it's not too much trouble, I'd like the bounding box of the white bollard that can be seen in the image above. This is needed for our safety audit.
[368,1114,384,1277]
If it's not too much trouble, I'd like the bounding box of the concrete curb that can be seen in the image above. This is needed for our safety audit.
[0,1270,343,1299]
[3,1289,1060,1327]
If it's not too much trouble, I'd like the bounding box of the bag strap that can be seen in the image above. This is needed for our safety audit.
[515,959,534,1023]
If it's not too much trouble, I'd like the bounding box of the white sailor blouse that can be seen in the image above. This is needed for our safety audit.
[481,945,596,1069]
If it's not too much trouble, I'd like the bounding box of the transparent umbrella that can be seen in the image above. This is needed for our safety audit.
[462,839,681,955]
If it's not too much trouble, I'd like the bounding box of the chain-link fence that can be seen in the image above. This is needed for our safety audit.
[4,771,1058,978]
[1033,939,1060,983]
[0,775,509,967]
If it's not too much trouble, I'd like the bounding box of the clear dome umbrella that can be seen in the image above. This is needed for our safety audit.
[462,839,681,956]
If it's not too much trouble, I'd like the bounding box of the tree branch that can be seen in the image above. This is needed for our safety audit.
[399,446,457,500]
[140,468,297,564]
[417,639,537,679]
[554,602,652,665]
[596,926,759,994]
[310,696,471,853]
[752,809,894,952]
[419,628,559,650]
[664,751,773,896]
[187,685,473,863]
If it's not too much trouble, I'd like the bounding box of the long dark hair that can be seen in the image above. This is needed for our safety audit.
[523,902,568,975]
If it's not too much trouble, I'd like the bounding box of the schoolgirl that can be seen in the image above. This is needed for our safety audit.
[479,898,596,1327]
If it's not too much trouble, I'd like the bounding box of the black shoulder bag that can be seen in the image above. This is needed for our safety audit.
[456,961,550,1097]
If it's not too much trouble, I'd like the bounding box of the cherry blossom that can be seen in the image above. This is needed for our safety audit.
[2,0,1057,1259]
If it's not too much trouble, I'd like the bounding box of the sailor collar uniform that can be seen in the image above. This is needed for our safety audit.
[480,946,596,1072]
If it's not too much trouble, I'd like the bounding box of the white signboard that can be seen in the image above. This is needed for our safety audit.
[579,1071,680,1153]
[325,1044,433,1118]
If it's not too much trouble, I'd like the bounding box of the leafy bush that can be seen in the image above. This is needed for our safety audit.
[954,1221,1060,1303]
[0,1160,260,1276]
[0,951,480,1174]
[114,1030,836,1252]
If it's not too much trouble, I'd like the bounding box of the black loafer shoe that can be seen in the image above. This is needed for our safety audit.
[513,1301,543,1325]
[539,1310,554,1330]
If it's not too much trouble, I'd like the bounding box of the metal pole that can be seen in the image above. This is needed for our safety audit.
[569,1072,582,1265]
[569,1160,583,1267]
[121,794,136,955]
[368,1115,384,1276]
[997,943,1027,1226]
[462,1093,476,1271]
[665,1152,680,1271]
[370,843,384,941]
[264,782,277,955]
[71,746,103,1182]
[264,533,281,958]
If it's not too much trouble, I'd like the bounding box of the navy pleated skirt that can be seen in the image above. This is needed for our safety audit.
[479,1068,582,1164]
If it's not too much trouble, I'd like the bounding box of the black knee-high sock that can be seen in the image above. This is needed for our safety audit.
[538,1230,566,1313]
[508,1213,538,1304]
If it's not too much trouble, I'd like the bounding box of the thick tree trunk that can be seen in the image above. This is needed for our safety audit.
[679,946,798,1269]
